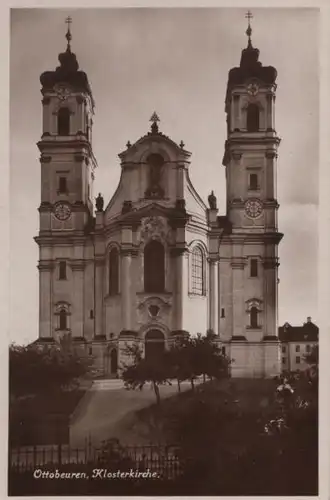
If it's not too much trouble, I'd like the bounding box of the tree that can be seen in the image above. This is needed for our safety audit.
[121,344,172,405]
[168,332,230,391]
[9,336,93,399]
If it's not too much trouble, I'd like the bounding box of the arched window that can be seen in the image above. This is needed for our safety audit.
[59,309,67,330]
[144,240,165,293]
[246,103,260,132]
[58,107,70,136]
[191,246,204,295]
[250,306,258,328]
[109,247,119,296]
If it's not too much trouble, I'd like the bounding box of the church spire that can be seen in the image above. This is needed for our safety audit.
[65,16,72,52]
[245,10,253,48]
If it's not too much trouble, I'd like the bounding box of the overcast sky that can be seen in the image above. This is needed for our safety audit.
[10,7,319,344]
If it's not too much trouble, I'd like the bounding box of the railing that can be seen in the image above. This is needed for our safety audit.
[9,441,183,480]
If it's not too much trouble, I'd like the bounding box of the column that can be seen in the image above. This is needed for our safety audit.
[171,249,185,331]
[71,261,85,338]
[121,250,132,331]
[76,96,85,134]
[41,97,50,135]
[208,258,219,334]
[263,256,278,338]
[231,256,246,338]
[38,261,53,338]
[94,256,104,337]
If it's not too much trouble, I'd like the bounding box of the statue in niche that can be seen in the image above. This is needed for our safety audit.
[145,153,165,199]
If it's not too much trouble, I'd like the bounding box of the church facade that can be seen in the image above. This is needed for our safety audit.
[35,19,283,378]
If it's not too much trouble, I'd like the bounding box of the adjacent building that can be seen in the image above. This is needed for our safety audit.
[279,317,319,372]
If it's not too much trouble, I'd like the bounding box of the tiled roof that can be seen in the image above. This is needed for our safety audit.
[278,322,319,342]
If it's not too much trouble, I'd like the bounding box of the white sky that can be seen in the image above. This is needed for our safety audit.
[10,7,319,344]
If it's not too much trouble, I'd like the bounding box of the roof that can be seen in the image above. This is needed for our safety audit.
[278,321,319,342]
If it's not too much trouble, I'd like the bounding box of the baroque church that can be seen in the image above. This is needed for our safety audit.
[35,15,283,378]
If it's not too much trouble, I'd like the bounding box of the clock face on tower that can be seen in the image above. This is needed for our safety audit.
[54,83,72,102]
[54,202,72,221]
[245,198,263,219]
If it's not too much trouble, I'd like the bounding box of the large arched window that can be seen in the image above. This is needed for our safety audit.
[250,306,259,328]
[246,103,260,132]
[109,247,119,296]
[59,309,67,330]
[144,240,165,293]
[191,246,204,295]
[58,107,70,136]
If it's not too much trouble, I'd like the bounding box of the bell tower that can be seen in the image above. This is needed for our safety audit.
[37,17,96,232]
[36,18,97,341]
[220,12,283,377]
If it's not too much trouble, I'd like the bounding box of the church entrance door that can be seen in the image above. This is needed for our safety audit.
[145,330,165,363]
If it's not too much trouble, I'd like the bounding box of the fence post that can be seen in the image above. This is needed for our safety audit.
[57,443,62,466]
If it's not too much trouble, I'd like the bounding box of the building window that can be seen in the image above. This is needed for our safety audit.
[59,261,67,280]
[57,107,70,135]
[281,345,286,353]
[89,346,93,356]
[221,308,225,318]
[306,344,311,353]
[250,259,258,277]
[246,103,260,132]
[58,176,67,194]
[59,309,67,330]
[221,346,226,355]
[295,345,300,352]
[144,240,165,293]
[191,247,204,295]
[296,356,301,364]
[109,247,119,296]
[282,357,286,364]
[249,173,259,190]
[90,309,94,319]
[250,306,258,328]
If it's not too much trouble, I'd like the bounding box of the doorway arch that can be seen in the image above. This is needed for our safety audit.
[145,329,165,363]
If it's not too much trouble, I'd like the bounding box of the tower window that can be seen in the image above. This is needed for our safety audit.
[109,247,119,296]
[249,173,259,190]
[246,103,260,132]
[221,308,225,318]
[58,176,67,194]
[59,261,67,280]
[144,240,165,293]
[90,309,94,319]
[191,247,204,295]
[250,259,258,278]
[58,107,70,136]
[250,306,258,328]
[59,309,67,330]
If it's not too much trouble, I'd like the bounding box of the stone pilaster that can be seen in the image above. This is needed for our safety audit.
[170,247,187,331]
[94,256,104,338]
[231,254,246,338]
[38,260,54,339]
[208,258,219,334]
[262,256,279,339]
[121,249,133,331]
[71,260,85,338]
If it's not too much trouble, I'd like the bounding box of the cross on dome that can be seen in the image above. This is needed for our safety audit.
[65,16,72,49]
[245,10,253,47]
